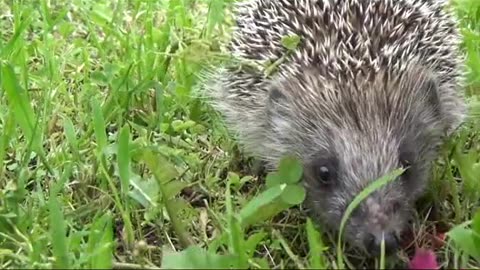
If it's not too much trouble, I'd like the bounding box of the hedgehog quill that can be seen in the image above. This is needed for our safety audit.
[202,0,467,256]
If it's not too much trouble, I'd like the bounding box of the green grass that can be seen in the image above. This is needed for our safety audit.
[0,0,479,269]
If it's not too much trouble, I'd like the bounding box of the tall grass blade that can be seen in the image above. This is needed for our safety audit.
[336,168,404,268]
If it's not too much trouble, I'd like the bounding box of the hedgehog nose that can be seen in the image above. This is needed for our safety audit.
[364,232,399,256]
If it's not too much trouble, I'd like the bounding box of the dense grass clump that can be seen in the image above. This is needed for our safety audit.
[0,0,479,269]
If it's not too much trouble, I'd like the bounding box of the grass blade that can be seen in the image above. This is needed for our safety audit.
[91,98,108,154]
[225,175,248,268]
[0,111,15,180]
[306,218,327,269]
[204,0,226,38]
[1,63,40,151]
[118,124,131,195]
[63,116,81,160]
[87,212,114,269]
[336,168,405,268]
[48,194,69,268]
[1,12,31,59]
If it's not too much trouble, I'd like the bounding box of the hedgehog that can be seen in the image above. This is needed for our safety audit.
[201,0,467,256]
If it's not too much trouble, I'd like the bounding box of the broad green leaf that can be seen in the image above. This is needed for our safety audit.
[161,246,240,269]
[467,96,480,119]
[137,152,186,199]
[245,231,267,257]
[266,156,303,188]
[91,3,113,27]
[164,180,189,200]
[447,226,480,261]
[281,34,301,51]
[265,172,283,188]
[473,209,480,234]
[87,212,114,269]
[280,184,306,205]
[454,150,480,201]
[265,172,284,188]
[277,156,303,184]
[128,174,159,208]
[171,119,196,132]
[141,149,179,184]
[471,209,480,251]
[139,149,192,247]
[168,198,196,221]
[252,258,271,269]
[227,172,241,188]
[238,184,291,227]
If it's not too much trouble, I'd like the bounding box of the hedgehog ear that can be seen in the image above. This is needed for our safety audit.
[268,85,287,104]
[407,66,443,120]
[418,71,442,119]
[266,83,290,123]
[265,77,295,136]
[266,75,290,113]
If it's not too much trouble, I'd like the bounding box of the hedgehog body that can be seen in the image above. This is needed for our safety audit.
[203,0,467,255]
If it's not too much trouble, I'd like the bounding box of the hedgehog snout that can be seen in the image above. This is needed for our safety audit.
[358,196,405,256]
[363,231,400,256]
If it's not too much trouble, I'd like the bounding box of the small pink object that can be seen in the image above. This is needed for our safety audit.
[408,248,439,269]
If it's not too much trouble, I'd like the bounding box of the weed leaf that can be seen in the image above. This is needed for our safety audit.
[306,218,327,269]
[447,225,480,261]
[281,34,301,51]
[87,212,114,269]
[161,246,239,269]
[280,184,306,205]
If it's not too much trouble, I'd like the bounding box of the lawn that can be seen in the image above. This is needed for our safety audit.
[0,0,479,269]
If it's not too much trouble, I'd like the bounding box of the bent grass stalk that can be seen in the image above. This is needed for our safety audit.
[336,168,405,269]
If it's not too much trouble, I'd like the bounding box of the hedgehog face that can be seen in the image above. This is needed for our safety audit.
[302,127,440,256]
[263,62,452,255]
[296,69,447,256]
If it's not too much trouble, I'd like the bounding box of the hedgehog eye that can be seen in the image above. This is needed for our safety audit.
[398,148,414,176]
[399,159,412,178]
[310,154,337,185]
[317,166,331,183]
[392,201,401,212]
[400,159,411,169]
